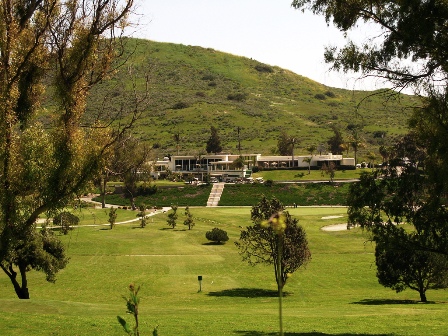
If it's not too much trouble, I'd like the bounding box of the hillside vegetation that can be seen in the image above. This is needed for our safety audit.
[86,38,417,157]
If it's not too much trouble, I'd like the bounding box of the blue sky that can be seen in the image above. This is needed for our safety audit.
[132,0,386,91]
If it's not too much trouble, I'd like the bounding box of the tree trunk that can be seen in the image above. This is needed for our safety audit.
[1,264,30,299]
[101,176,107,208]
[419,290,427,302]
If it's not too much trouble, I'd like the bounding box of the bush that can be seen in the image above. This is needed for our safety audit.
[264,179,274,187]
[53,211,79,235]
[137,183,157,196]
[227,92,247,102]
[206,228,229,244]
[254,64,274,73]
[314,93,326,100]
[324,90,336,98]
[172,101,189,109]
[252,166,260,173]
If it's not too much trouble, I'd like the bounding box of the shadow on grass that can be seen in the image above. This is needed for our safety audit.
[202,242,226,246]
[351,298,432,305]
[234,332,393,336]
[207,288,291,298]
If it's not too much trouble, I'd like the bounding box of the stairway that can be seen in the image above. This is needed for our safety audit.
[207,182,225,207]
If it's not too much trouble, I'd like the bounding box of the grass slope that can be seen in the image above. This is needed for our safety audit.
[1,207,447,335]
[86,38,418,159]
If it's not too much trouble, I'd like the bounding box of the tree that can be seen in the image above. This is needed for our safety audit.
[232,155,245,176]
[374,228,448,302]
[167,204,178,229]
[378,145,392,165]
[303,157,312,175]
[136,205,147,228]
[347,167,448,299]
[327,126,344,155]
[173,130,182,155]
[121,138,151,210]
[277,131,298,157]
[206,228,229,244]
[292,0,448,92]
[348,128,365,165]
[235,197,311,290]
[366,151,376,169]
[99,133,150,209]
[0,0,136,299]
[206,126,222,154]
[183,206,195,230]
[321,162,336,183]
[304,144,316,174]
[108,207,118,230]
[317,143,326,155]
[53,211,79,235]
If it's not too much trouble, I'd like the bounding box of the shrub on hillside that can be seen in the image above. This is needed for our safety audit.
[172,101,189,109]
[206,228,229,244]
[227,92,247,102]
[314,93,326,100]
[254,64,274,73]
[324,90,336,98]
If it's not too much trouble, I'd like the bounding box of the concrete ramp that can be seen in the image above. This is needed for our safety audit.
[207,182,225,207]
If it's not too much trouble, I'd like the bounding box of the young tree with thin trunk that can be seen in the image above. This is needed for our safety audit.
[235,197,311,291]
[183,206,195,230]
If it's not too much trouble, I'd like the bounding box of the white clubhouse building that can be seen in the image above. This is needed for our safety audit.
[153,153,355,181]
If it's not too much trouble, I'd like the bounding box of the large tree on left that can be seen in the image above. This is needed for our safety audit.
[0,0,136,299]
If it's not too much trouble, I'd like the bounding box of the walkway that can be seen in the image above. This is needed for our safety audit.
[207,182,225,207]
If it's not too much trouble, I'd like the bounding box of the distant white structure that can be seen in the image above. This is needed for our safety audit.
[151,153,355,181]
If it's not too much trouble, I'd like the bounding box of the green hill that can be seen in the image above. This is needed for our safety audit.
[87,38,417,158]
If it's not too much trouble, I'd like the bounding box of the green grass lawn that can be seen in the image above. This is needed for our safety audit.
[253,168,364,181]
[1,207,447,335]
[220,183,351,206]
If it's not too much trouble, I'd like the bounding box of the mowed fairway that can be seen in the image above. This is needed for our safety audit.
[1,207,447,335]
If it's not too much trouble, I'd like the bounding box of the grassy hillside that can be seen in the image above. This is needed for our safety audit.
[86,38,417,158]
[1,207,447,335]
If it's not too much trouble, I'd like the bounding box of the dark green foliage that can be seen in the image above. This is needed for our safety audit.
[227,92,247,102]
[137,183,157,196]
[108,207,118,229]
[374,227,448,302]
[254,64,274,73]
[327,126,344,155]
[172,101,190,109]
[206,228,229,244]
[167,204,178,228]
[53,211,80,235]
[117,283,141,336]
[137,205,147,228]
[235,197,311,289]
[347,165,448,301]
[183,206,195,230]
[264,179,274,187]
[292,0,448,91]
[314,93,326,100]
[0,228,69,299]
[277,131,297,156]
[206,126,223,154]
[324,90,336,98]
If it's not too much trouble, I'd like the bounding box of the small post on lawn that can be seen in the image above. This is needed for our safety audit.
[198,275,202,292]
